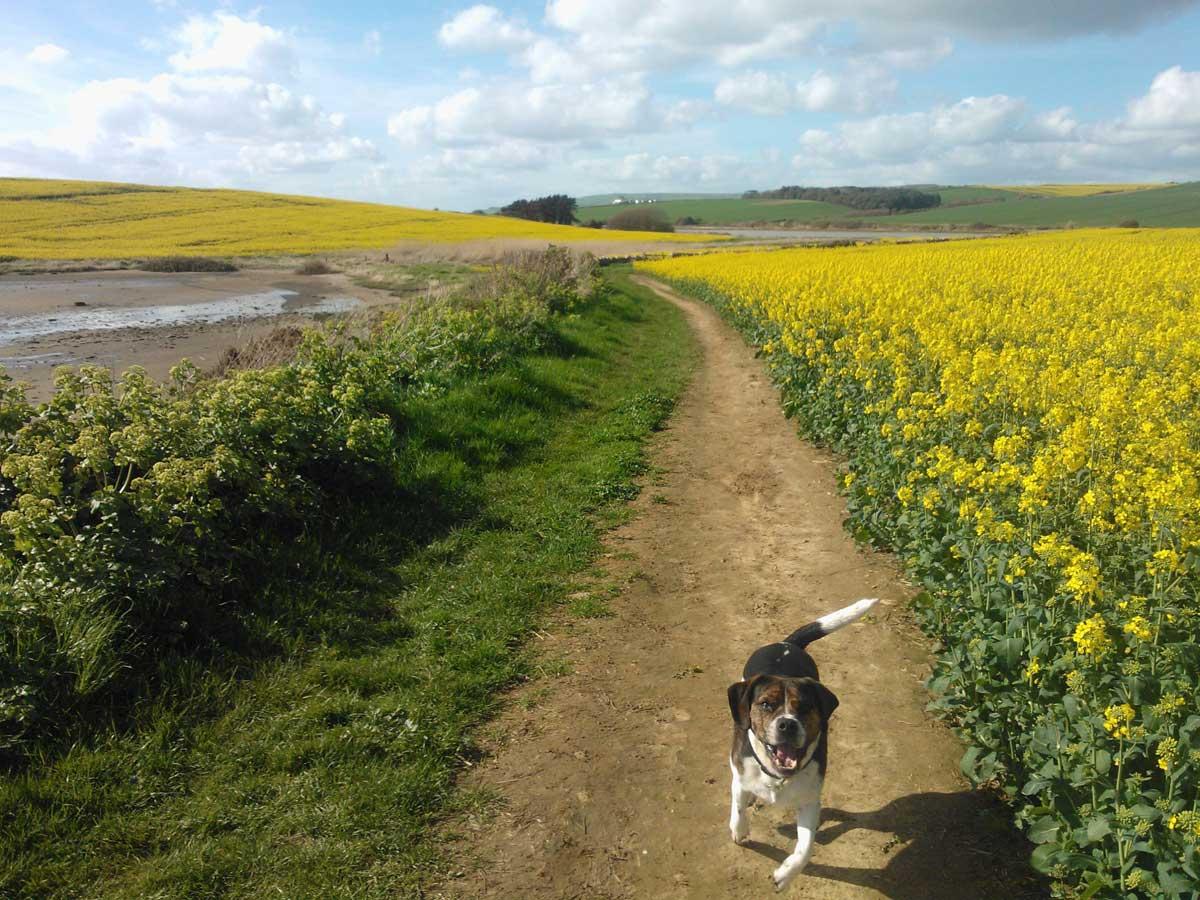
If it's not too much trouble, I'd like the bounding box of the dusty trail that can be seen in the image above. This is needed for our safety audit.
[440,277,1037,899]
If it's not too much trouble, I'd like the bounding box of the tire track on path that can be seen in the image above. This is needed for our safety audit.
[438,275,1038,899]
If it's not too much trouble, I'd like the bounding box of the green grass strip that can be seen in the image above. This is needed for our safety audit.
[0,270,695,898]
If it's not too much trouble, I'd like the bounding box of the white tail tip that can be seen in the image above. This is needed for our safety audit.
[816,597,879,634]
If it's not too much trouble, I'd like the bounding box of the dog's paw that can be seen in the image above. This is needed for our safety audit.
[772,863,798,892]
[730,818,750,845]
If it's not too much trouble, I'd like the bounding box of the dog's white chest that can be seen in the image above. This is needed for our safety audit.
[736,756,822,807]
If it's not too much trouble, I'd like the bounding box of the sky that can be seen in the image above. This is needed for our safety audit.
[2,1,1199,210]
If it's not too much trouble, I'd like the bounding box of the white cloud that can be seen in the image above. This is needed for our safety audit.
[438,5,535,52]
[714,71,796,115]
[414,0,1200,194]
[239,137,380,174]
[541,0,824,77]
[575,151,747,185]
[65,74,343,150]
[538,0,1192,78]
[387,77,654,146]
[411,140,551,179]
[861,37,955,70]
[797,94,1029,166]
[27,44,69,64]
[715,67,894,115]
[0,65,376,184]
[664,99,710,127]
[363,29,382,57]
[169,12,296,80]
[422,0,1200,130]
[788,67,1200,185]
[1032,107,1079,140]
[1127,65,1200,129]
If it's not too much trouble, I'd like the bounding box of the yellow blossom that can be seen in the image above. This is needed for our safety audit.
[1073,615,1112,661]
[1122,616,1153,642]
[1022,657,1041,684]
[1103,703,1136,739]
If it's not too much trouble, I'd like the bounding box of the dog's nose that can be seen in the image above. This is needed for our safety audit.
[777,717,798,734]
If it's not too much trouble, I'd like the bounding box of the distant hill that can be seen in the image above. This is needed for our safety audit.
[575,196,851,226]
[573,182,1197,229]
[575,191,740,206]
[0,178,710,259]
[891,182,1198,227]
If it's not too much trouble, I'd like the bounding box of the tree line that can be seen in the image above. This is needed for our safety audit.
[743,186,942,212]
[499,194,578,224]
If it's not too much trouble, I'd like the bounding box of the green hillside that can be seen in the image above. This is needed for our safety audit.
[576,197,854,225]
[575,191,738,205]
[890,181,1200,227]
[572,183,1198,229]
[934,186,1015,205]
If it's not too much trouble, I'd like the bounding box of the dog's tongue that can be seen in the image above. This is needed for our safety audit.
[773,744,799,769]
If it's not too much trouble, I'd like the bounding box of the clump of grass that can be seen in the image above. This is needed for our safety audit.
[141,256,237,272]
[353,261,474,297]
[295,258,338,275]
[209,326,307,377]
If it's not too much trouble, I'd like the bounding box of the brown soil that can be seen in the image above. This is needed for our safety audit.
[435,276,1041,899]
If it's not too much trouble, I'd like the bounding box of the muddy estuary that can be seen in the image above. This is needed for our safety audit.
[0,270,397,400]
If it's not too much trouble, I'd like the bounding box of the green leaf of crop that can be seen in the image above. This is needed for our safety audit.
[1028,816,1060,844]
[1030,843,1061,873]
[1085,817,1111,843]
[1022,777,1051,796]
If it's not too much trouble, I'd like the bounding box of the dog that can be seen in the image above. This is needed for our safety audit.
[727,597,878,890]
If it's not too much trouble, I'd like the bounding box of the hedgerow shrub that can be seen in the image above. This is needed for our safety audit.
[0,249,597,760]
[606,207,674,233]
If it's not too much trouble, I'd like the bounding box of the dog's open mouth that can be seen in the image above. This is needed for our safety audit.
[768,742,802,772]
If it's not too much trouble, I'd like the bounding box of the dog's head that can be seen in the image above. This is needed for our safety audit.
[727,674,838,776]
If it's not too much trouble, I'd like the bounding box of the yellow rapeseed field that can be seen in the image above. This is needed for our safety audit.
[0,178,709,259]
[639,230,1200,895]
[988,183,1169,197]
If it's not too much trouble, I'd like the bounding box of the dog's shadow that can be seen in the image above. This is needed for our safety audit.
[742,791,1043,900]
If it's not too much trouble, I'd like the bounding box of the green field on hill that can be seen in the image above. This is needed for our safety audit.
[890,181,1200,227]
[575,183,1198,229]
[575,196,853,225]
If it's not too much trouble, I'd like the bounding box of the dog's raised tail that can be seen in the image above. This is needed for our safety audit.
[782,598,879,648]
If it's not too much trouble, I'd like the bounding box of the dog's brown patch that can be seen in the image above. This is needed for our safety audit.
[801,707,821,744]
[747,679,788,737]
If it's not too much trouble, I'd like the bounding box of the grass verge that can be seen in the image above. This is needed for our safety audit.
[0,270,695,898]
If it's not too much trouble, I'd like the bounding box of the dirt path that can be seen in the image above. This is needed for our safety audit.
[438,276,1038,899]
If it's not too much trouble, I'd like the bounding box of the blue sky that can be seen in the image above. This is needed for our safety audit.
[2,1,1199,210]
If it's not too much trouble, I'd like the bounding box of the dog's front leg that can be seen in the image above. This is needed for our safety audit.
[729,768,752,844]
[772,801,819,891]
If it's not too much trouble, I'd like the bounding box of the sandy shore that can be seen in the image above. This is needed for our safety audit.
[0,269,399,401]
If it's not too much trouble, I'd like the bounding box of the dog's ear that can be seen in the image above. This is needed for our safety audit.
[813,682,839,721]
[727,676,762,730]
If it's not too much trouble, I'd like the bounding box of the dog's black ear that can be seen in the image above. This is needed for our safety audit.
[813,682,839,721]
[727,677,759,729]
[728,681,750,729]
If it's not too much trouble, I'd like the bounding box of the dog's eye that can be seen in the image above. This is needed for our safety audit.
[758,700,774,709]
